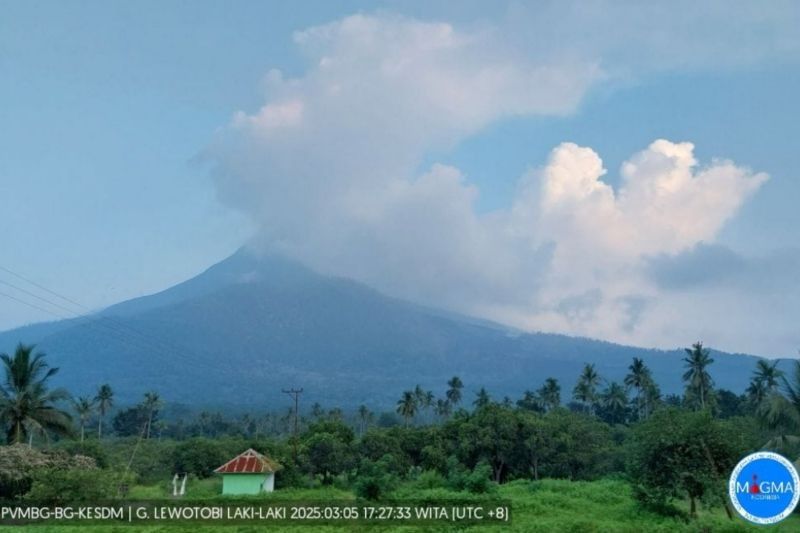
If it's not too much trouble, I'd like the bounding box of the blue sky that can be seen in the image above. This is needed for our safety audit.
[2,1,799,355]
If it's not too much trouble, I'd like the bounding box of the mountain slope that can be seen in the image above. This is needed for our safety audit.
[0,249,770,408]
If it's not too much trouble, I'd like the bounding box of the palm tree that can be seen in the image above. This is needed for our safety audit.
[413,385,434,424]
[538,378,561,412]
[625,358,654,420]
[753,360,784,394]
[573,363,600,413]
[72,396,95,443]
[446,376,463,408]
[682,342,715,410]
[357,404,371,435]
[94,384,113,438]
[473,387,491,409]
[142,391,161,439]
[396,391,417,427]
[435,399,452,421]
[600,382,629,424]
[0,343,72,445]
[311,402,324,419]
[760,360,800,450]
[423,391,435,423]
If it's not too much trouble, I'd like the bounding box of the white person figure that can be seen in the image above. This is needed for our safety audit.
[180,474,187,496]
[172,473,179,496]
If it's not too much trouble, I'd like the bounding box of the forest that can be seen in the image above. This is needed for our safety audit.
[1,341,799,531]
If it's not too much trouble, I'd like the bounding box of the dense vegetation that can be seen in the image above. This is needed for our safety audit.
[1,341,799,530]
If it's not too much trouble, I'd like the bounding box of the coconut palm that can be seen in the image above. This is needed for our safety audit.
[435,398,452,421]
[600,382,629,424]
[625,358,655,420]
[0,343,72,445]
[573,363,601,414]
[760,360,800,451]
[682,342,715,410]
[473,387,491,409]
[413,385,434,424]
[94,383,113,438]
[142,391,161,439]
[753,360,784,392]
[396,391,417,427]
[538,378,561,412]
[446,376,463,408]
[357,404,371,435]
[72,396,95,443]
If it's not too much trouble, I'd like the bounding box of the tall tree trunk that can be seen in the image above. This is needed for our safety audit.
[80,424,85,443]
[98,416,103,439]
[689,496,697,518]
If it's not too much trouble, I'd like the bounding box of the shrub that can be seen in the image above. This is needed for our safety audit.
[172,438,228,478]
[446,458,496,494]
[0,445,97,499]
[354,455,399,501]
[55,440,108,468]
[27,468,130,503]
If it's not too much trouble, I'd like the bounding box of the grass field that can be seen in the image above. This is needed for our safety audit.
[3,478,799,532]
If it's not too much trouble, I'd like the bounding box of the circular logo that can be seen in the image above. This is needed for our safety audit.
[729,451,800,524]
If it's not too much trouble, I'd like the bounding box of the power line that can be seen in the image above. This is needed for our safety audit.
[0,264,88,311]
[0,277,90,318]
[0,289,72,320]
[0,265,219,374]
[282,388,303,463]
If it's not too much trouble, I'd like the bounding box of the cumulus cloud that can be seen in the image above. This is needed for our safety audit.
[206,14,787,355]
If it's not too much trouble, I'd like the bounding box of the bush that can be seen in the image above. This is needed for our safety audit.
[446,459,496,494]
[412,470,447,490]
[27,468,130,503]
[55,440,109,468]
[0,445,97,499]
[354,455,399,501]
[172,438,228,478]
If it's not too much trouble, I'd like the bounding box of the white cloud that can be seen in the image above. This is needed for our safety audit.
[206,13,786,354]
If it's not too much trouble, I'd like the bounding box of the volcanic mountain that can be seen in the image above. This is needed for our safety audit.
[0,249,767,408]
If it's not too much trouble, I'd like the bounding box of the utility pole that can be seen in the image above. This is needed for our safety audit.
[282,388,303,463]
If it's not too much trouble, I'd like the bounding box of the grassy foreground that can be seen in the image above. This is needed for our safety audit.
[4,478,798,532]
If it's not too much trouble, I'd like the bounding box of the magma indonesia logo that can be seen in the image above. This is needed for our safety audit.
[729,451,800,524]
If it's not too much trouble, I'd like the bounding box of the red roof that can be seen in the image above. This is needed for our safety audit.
[214,448,281,474]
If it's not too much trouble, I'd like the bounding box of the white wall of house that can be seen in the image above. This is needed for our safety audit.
[261,473,275,492]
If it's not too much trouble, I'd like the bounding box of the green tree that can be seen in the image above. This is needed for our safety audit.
[396,391,417,427]
[0,344,71,445]
[473,387,491,409]
[434,399,451,421]
[599,382,629,425]
[457,404,519,483]
[625,358,656,420]
[747,360,784,411]
[759,360,800,451]
[682,342,715,410]
[357,405,372,436]
[93,384,113,439]
[628,408,739,519]
[303,432,352,484]
[72,396,95,443]
[754,359,784,390]
[142,391,161,439]
[538,378,561,412]
[446,376,463,408]
[516,390,543,412]
[573,363,601,414]
[518,412,548,480]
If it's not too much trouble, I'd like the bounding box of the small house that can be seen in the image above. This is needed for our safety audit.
[214,448,281,495]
